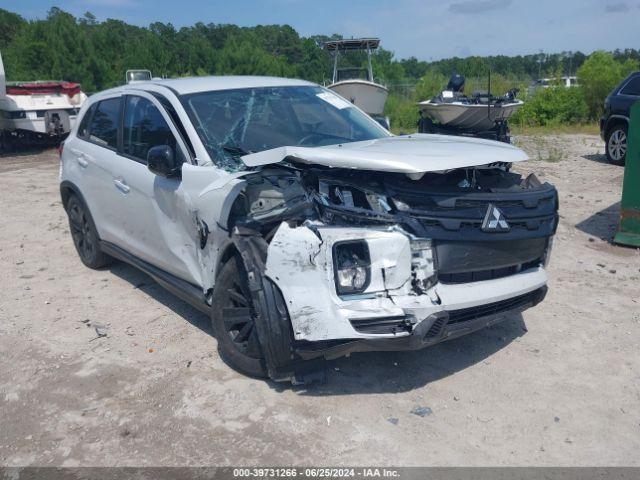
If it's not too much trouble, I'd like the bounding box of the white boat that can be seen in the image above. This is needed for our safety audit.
[418,73,523,132]
[323,38,388,116]
[418,98,523,131]
[0,52,87,145]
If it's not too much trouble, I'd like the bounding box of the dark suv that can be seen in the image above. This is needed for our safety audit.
[601,72,640,164]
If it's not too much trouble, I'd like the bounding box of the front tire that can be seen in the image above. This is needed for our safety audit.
[211,256,268,378]
[65,194,112,269]
[606,124,628,165]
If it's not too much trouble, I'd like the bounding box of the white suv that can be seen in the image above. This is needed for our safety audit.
[60,76,557,383]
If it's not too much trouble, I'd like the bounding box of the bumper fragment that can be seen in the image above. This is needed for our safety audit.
[296,286,547,360]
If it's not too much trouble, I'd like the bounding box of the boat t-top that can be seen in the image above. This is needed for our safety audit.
[322,38,389,119]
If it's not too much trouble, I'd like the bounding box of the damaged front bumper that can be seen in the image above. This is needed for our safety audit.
[296,286,547,360]
[265,222,549,359]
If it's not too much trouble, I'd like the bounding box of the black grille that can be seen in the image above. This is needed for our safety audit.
[447,288,544,325]
[439,258,542,284]
[453,196,554,210]
[425,316,447,339]
[350,316,413,335]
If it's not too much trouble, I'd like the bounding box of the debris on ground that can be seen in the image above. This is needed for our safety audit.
[411,406,433,417]
[94,324,108,338]
[387,417,399,425]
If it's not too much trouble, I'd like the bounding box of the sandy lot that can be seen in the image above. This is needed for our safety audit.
[0,134,639,466]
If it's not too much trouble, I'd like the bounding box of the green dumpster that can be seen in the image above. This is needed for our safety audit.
[614,101,640,247]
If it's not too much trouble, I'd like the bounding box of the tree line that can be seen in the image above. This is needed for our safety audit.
[1,7,638,128]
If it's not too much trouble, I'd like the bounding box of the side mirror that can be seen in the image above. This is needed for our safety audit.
[147,145,180,178]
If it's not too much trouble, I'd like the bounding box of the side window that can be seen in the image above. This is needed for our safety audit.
[77,103,96,139]
[150,92,195,158]
[88,98,120,149]
[621,77,640,96]
[122,96,183,163]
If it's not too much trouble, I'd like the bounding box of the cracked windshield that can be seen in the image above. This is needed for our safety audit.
[182,86,390,170]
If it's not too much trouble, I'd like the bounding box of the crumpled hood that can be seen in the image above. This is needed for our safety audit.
[241,134,528,178]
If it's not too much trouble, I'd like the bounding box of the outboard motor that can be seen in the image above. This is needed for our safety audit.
[45,110,71,136]
[447,74,466,93]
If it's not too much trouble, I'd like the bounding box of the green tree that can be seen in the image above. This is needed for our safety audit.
[577,51,639,118]
[512,86,588,126]
[1,5,639,128]
[0,8,26,48]
[414,69,447,101]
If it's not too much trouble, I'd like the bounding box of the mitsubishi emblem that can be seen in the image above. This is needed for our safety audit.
[482,203,510,232]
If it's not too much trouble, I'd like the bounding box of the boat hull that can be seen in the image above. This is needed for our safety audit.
[0,92,85,136]
[329,80,388,115]
[418,100,523,131]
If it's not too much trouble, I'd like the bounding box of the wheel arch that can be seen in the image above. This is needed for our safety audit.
[605,116,629,138]
[60,180,88,211]
[215,241,242,281]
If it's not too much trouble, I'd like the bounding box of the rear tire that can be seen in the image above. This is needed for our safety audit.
[606,124,628,165]
[211,256,268,378]
[65,194,112,269]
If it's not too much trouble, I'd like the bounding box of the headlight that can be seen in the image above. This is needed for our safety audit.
[333,241,371,295]
[318,181,391,213]
[411,239,437,293]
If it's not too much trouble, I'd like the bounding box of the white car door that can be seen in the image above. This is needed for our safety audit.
[110,92,211,285]
[70,95,126,245]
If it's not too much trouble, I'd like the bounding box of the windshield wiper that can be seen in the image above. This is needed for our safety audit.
[219,143,252,156]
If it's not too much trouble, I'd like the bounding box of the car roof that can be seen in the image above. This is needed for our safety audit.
[129,75,316,95]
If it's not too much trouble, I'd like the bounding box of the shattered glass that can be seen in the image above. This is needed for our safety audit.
[181,86,390,171]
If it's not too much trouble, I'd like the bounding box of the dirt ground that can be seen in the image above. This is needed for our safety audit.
[1,134,639,467]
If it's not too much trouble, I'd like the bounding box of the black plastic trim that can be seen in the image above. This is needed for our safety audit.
[349,315,413,335]
[99,241,210,315]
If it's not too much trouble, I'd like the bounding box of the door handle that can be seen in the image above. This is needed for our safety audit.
[69,148,88,167]
[113,179,130,194]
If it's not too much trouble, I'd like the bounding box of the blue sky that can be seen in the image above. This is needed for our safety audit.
[6,0,640,60]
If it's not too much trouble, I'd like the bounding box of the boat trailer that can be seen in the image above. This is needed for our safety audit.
[418,115,512,144]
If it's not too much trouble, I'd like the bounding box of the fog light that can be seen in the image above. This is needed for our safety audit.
[333,241,371,295]
[411,238,437,293]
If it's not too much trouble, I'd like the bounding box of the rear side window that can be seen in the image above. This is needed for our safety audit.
[77,104,96,139]
[122,96,183,163]
[621,76,640,96]
[88,98,121,149]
